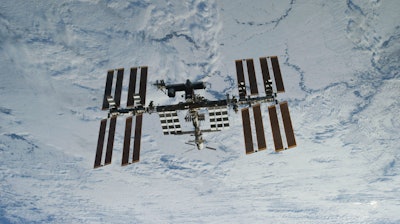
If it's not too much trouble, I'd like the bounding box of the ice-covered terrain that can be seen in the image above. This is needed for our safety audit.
[1,0,399,223]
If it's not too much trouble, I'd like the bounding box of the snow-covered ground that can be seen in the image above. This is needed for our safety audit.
[1,0,399,223]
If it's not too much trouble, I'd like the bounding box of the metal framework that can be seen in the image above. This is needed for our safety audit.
[94,56,297,168]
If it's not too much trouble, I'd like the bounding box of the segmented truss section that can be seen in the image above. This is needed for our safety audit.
[158,111,182,135]
[209,106,229,131]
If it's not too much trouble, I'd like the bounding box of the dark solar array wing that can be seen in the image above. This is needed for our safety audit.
[270,56,285,93]
[280,101,296,148]
[139,66,148,106]
[235,60,247,99]
[122,116,133,166]
[129,66,148,163]
[114,68,124,107]
[126,67,137,107]
[104,116,117,165]
[95,66,148,168]
[259,57,273,96]
[132,115,143,163]
[102,70,114,110]
[241,108,254,154]
[268,105,284,151]
[94,119,107,168]
[246,59,258,95]
[252,104,266,151]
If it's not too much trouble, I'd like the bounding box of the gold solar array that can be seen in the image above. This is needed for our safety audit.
[234,56,296,153]
[94,67,148,168]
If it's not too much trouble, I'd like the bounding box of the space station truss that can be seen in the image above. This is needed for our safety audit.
[93,54,297,169]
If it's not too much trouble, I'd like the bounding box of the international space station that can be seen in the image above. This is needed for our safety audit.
[94,56,297,168]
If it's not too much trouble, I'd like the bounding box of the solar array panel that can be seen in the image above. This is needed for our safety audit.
[241,108,254,154]
[114,68,124,107]
[236,57,283,98]
[122,117,132,166]
[94,119,107,168]
[268,105,284,151]
[253,104,266,151]
[121,67,147,165]
[132,115,143,163]
[235,60,246,99]
[240,104,268,154]
[126,67,137,107]
[270,56,285,93]
[94,66,148,168]
[246,59,258,95]
[280,101,296,148]
[259,57,273,96]
[234,56,296,154]
[102,70,114,110]
[139,67,148,105]
[104,116,117,165]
